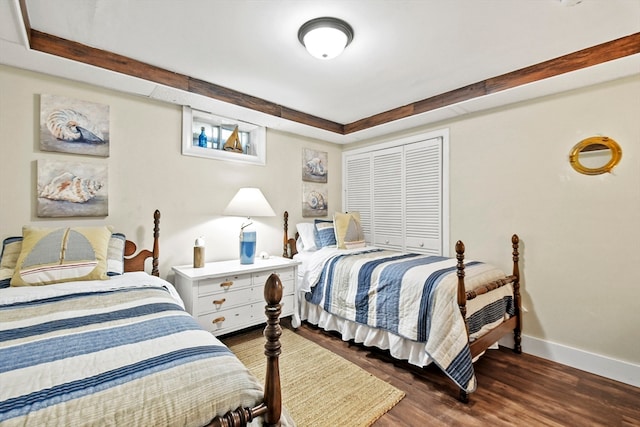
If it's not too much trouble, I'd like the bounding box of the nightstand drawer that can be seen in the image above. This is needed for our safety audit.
[199,304,260,335]
[198,274,252,296]
[253,268,295,285]
[196,286,260,314]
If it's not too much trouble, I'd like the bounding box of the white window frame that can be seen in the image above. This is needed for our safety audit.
[181,106,266,165]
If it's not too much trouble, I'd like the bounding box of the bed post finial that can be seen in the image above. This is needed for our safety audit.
[283,211,289,258]
[512,234,522,353]
[455,240,468,337]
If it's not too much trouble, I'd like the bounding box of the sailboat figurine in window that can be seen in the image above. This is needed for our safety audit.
[223,126,243,153]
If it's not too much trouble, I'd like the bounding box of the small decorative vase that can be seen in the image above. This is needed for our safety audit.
[198,127,207,147]
[194,246,204,268]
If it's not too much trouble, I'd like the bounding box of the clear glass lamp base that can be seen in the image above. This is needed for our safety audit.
[239,231,256,264]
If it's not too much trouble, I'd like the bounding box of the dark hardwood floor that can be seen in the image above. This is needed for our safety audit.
[230,318,640,427]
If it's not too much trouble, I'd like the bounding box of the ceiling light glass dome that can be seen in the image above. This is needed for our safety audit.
[298,17,354,60]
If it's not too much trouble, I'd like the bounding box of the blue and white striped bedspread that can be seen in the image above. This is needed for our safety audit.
[305,249,513,393]
[0,273,265,427]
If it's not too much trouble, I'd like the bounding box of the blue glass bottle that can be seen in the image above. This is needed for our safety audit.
[198,127,207,147]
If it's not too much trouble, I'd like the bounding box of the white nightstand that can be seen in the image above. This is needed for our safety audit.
[172,257,300,336]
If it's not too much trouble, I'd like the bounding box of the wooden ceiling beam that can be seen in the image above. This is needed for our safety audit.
[345,33,640,134]
[26,23,640,137]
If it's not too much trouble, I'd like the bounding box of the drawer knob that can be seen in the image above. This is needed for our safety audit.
[419,242,424,247]
[213,298,226,306]
[212,317,225,324]
[220,281,233,289]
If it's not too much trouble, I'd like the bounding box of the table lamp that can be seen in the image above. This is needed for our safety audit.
[223,188,276,264]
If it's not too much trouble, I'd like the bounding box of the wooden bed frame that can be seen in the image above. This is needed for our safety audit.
[282,211,522,402]
[123,209,161,276]
[125,210,283,427]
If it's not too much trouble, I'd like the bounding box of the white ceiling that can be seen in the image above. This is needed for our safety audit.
[1,0,639,144]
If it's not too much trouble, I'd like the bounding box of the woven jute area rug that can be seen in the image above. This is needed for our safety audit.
[228,328,405,427]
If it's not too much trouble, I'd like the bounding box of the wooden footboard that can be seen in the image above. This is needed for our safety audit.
[207,273,284,427]
[455,234,521,402]
[456,234,521,359]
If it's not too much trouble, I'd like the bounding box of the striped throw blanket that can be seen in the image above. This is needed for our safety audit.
[0,273,266,427]
[305,249,512,393]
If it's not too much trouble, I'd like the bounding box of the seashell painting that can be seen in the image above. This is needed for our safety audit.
[37,159,108,218]
[306,190,326,210]
[302,148,328,183]
[305,157,327,178]
[302,182,328,218]
[39,172,104,203]
[40,94,110,157]
[46,109,105,143]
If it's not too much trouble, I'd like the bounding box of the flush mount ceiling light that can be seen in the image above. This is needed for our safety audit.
[298,17,354,60]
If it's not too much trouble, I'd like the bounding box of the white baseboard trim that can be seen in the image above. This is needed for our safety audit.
[498,334,640,388]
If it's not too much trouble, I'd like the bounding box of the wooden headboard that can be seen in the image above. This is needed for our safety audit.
[123,209,160,276]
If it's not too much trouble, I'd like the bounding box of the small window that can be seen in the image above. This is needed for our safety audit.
[182,106,266,165]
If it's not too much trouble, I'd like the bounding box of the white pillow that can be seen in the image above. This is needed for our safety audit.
[296,223,317,251]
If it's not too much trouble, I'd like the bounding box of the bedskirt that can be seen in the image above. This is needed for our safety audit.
[299,279,514,368]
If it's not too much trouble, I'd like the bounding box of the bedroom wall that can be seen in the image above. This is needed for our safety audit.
[1,63,638,381]
[0,64,342,281]
[347,74,640,375]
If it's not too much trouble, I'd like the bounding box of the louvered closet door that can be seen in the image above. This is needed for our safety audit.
[372,146,403,250]
[404,138,443,255]
[344,153,372,243]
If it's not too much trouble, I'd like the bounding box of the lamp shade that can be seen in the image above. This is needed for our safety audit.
[223,188,276,218]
